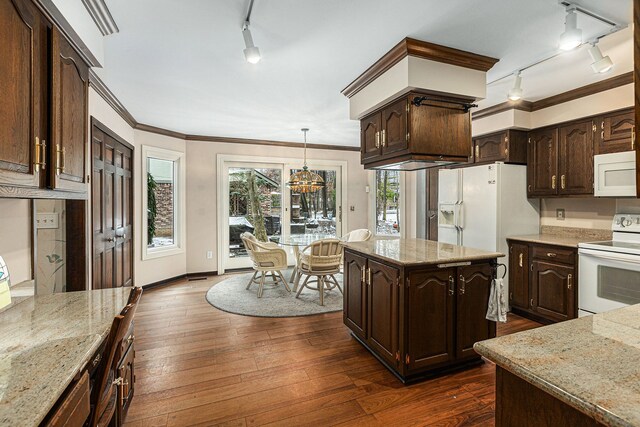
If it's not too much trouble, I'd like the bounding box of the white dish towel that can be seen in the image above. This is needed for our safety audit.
[486,278,507,323]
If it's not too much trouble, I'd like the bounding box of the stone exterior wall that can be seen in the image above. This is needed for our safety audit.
[154,182,174,237]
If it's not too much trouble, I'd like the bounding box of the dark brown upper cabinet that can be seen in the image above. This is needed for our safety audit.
[50,27,88,193]
[0,0,47,191]
[527,127,558,197]
[558,120,594,195]
[359,92,471,170]
[594,108,635,154]
[0,0,89,199]
[472,130,527,164]
[527,119,596,198]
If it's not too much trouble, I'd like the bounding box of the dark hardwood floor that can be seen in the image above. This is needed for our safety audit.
[125,275,541,427]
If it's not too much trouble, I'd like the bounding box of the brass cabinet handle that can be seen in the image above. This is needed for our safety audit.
[459,275,466,295]
[561,175,566,190]
[547,252,557,258]
[55,144,65,176]
[127,334,135,345]
[519,253,523,268]
[367,268,371,286]
[448,276,455,296]
[91,353,102,368]
[530,298,534,308]
[601,130,605,140]
[381,129,386,147]
[475,145,480,159]
[551,175,556,190]
[361,266,366,283]
[567,274,573,290]
[632,126,636,150]
[375,131,380,148]
[34,137,46,172]
[528,184,532,193]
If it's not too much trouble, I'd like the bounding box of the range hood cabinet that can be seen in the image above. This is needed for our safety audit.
[359,93,473,171]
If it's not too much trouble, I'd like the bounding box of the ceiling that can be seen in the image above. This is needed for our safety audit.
[95,0,633,147]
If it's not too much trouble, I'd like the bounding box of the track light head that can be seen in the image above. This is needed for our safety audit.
[587,43,613,73]
[507,72,523,101]
[559,9,582,51]
[242,23,261,64]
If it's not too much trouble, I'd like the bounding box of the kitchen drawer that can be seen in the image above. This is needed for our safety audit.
[531,245,575,265]
[120,321,135,359]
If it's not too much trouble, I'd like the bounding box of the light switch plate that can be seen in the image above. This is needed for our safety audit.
[556,208,565,221]
[36,213,59,229]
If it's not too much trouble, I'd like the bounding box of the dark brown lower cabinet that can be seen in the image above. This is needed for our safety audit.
[344,249,497,382]
[507,239,577,324]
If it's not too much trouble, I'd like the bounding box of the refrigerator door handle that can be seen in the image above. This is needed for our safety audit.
[456,202,464,230]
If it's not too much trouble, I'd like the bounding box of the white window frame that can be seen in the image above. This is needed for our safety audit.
[369,170,406,238]
[142,145,186,260]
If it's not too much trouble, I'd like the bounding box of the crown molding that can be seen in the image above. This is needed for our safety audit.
[342,37,499,98]
[82,0,119,36]
[472,71,633,121]
[88,69,137,128]
[89,72,359,151]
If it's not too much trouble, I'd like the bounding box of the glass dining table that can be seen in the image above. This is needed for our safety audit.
[274,233,339,287]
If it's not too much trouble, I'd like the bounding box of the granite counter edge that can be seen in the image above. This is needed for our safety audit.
[473,341,630,427]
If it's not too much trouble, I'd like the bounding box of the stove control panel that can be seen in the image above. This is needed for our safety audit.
[612,214,640,232]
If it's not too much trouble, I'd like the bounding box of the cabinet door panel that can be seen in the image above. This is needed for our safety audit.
[508,243,529,310]
[527,128,558,197]
[343,251,367,339]
[456,264,495,360]
[367,259,399,367]
[406,268,454,371]
[0,0,45,188]
[117,343,135,425]
[558,121,594,195]
[474,133,506,163]
[51,28,88,192]
[597,109,635,154]
[531,261,575,322]
[382,98,408,155]
[361,113,381,162]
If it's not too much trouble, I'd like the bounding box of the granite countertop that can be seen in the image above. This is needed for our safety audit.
[474,305,640,427]
[344,238,504,266]
[0,287,131,427]
[506,234,593,248]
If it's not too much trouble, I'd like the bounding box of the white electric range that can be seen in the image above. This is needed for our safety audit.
[578,214,640,316]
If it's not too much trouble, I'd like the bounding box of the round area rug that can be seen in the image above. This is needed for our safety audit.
[205,269,343,317]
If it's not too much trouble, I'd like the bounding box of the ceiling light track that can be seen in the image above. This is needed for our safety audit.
[487,2,625,96]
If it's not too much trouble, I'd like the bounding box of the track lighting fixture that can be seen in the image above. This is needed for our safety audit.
[242,23,261,64]
[559,8,582,51]
[587,43,613,74]
[242,0,260,64]
[507,71,523,101]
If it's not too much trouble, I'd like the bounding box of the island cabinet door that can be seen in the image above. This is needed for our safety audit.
[405,268,455,372]
[343,251,367,340]
[456,264,495,360]
[366,259,399,368]
[531,261,575,322]
[509,243,529,310]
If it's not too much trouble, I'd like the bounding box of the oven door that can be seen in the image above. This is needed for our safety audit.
[579,248,640,314]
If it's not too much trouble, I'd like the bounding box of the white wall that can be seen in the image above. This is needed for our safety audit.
[185,141,368,274]
[51,0,105,65]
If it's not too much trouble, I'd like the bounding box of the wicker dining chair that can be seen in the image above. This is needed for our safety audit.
[341,229,372,242]
[240,232,291,298]
[295,239,343,306]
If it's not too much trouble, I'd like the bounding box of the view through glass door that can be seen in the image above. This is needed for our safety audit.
[220,160,344,272]
[226,164,283,270]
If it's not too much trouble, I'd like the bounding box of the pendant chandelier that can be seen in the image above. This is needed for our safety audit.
[287,128,324,193]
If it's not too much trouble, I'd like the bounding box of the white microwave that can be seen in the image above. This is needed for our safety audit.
[594,151,636,197]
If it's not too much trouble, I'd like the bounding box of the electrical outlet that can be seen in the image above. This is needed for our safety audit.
[556,208,565,221]
[206,251,213,259]
[36,213,59,229]
[350,206,355,212]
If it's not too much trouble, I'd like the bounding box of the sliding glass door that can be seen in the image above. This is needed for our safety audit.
[224,163,283,270]
[219,158,345,273]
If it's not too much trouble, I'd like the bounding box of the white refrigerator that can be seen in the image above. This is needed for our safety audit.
[438,163,540,304]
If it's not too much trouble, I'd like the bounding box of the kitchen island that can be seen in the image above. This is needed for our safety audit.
[343,238,503,382]
[0,287,132,427]
[475,305,640,427]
